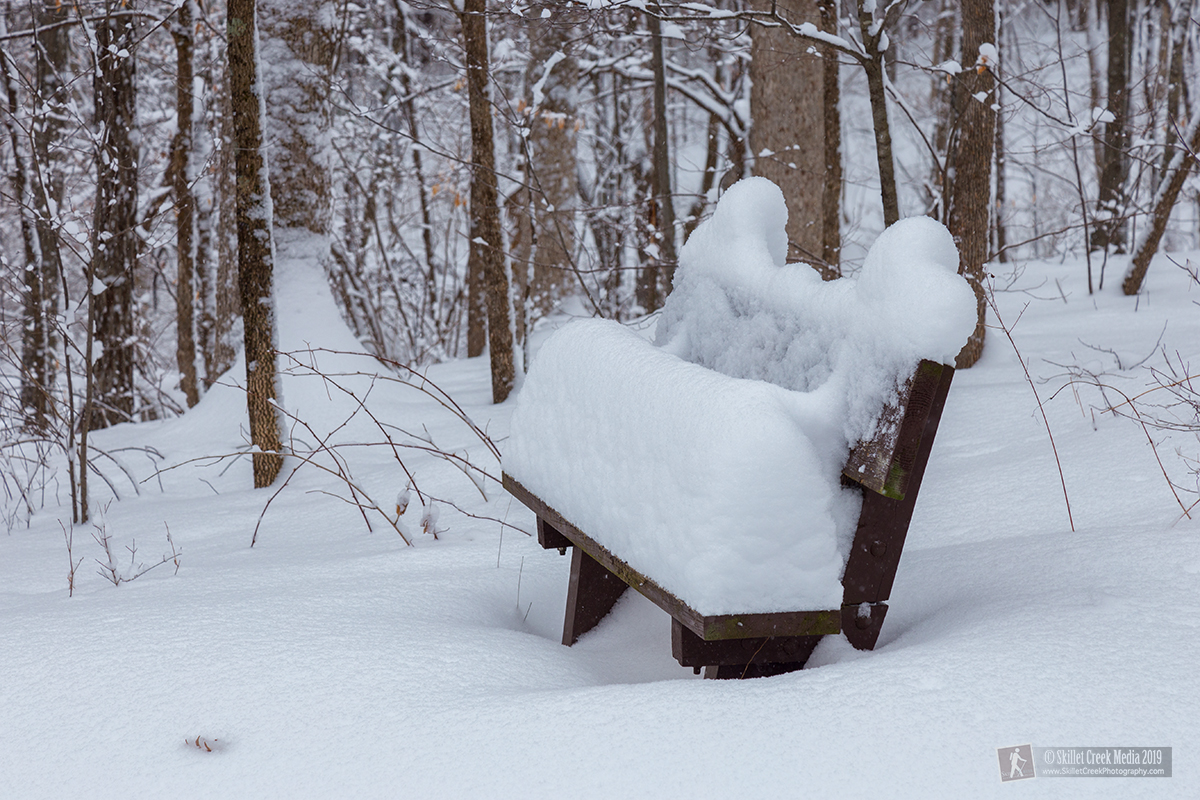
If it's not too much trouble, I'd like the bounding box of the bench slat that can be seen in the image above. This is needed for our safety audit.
[843,360,951,499]
[504,473,843,641]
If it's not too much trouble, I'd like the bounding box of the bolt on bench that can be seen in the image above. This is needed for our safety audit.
[502,179,975,679]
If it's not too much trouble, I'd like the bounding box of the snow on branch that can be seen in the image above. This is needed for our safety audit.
[570,0,865,60]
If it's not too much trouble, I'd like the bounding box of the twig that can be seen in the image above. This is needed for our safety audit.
[987,287,1075,531]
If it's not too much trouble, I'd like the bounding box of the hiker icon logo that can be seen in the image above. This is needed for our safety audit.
[998,744,1036,781]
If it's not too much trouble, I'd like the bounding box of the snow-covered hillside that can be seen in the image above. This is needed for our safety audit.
[2,244,1198,798]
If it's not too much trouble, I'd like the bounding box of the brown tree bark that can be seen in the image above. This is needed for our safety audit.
[1090,0,1131,252]
[228,0,284,487]
[819,0,842,271]
[750,0,828,268]
[994,8,1008,262]
[90,1,139,427]
[649,5,678,291]
[859,12,901,230]
[462,0,514,403]
[206,38,240,389]
[0,26,50,432]
[22,0,70,430]
[948,0,995,369]
[172,0,200,408]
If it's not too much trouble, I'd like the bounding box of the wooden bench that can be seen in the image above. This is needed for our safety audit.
[502,358,955,679]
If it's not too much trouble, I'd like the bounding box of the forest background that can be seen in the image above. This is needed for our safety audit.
[1,0,1198,526]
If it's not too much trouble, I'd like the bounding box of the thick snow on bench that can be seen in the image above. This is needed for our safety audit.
[505,178,976,616]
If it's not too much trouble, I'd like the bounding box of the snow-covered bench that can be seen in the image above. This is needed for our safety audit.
[502,178,977,678]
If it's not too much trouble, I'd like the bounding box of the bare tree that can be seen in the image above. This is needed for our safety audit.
[89,1,139,428]
[171,0,200,408]
[228,0,284,487]
[649,3,678,291]
[818,0,841,270]
[1090,0,1131,252]
[24,0,70,430]
[1122,107,1200,294]
[0,19,49,432]
[948,0,995,369]
[462,0,514,403]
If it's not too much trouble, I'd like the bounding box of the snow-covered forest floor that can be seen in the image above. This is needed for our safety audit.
[3,246,1199,798]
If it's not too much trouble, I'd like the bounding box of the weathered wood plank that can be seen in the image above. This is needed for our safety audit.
[843,360,951,499]
[672,618,822,669]
[842,363,955,612]
[503,474,843,641]
[536,517,571,551]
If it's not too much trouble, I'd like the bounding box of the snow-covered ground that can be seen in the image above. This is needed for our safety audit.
[3,244,1198,798]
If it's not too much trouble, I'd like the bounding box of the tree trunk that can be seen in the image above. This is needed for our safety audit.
[520,0,583,313]
[0,26,50,432]
[750,0,828,270]
[948,0,996,369]
[649,5,678,291]
[1091,0,1131,251]
[91,1,139,428]
[228,0,284,487]
[929,0,958,219]
[172,1,201,408]
[857,5,900,229]
[23,0,70,431]
[209,29,240,388]
[1122,107,1200,294]
[683,109,721,242]
[994,6,1008,262]
[462,0,514,403]
[819,0,842,271]
[1158,0,1188,184]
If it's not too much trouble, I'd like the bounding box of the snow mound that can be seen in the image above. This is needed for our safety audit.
[655,178,976,444]
[505,177,975,616]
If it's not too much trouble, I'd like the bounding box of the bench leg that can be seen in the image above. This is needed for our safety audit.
[841,602,889,651]
[563,546,628,646]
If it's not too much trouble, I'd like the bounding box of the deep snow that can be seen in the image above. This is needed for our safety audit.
[3,245,1199,798]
